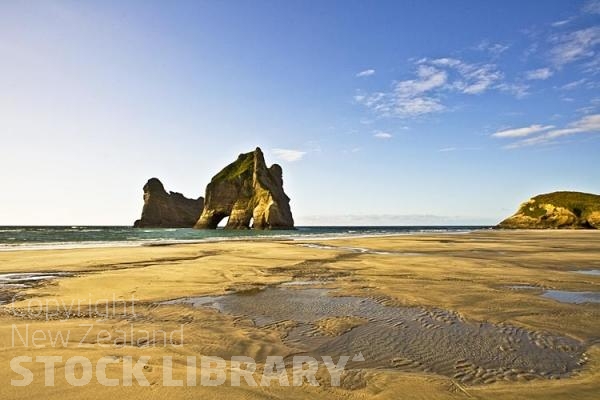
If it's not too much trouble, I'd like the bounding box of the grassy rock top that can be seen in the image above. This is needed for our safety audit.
[212,151,256,182]
[498,191,600,229]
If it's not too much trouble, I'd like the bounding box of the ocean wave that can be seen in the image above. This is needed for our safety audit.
[0,241,143,252]
[0,226,486,251]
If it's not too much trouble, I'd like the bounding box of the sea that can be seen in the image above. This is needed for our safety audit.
[0,226,491,251]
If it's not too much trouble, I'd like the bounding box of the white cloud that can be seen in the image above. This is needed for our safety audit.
[271,148,307,162]
[577,97,600,114]
[356,69,375,77]
[500,114,600,148]
[391,96,445,117]
[551,18,573,27]
[355,58,509,118]
[393,70,447,115]
[474,40,510,56]
[426,58,505,95]
[492,124,554,138]
[451,63,503,94]
[429,57,462,67]
[525,67,553,80]
[583,0,600,14]
[355,92,385,108]
[429,58,503,94]
[355,64,448,117]
[497,82,530,98]
[438,146,481,152]
[396,65,448,96]
[559,78,587,90]
[373,132,393,139]
[550,26,600,67]
[582,54,600,73]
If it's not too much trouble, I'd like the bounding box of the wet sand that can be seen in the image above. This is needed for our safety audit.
[0,230,599,399]
[164,286,585,383]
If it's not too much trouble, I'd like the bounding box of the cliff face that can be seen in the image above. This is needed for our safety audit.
[498,191,600,229]
[133,178,204,228]
[194,147,294,229]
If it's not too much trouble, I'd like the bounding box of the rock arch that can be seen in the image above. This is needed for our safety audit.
[194,147,294,230]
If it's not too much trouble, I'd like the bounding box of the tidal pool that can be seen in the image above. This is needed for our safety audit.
[0,272,72,285]
[507,285,540,290]
[0,272,73,305]
[506,284,600,304]
[574,269,600,276]
[162,287,586,384]
[541,290,600,304]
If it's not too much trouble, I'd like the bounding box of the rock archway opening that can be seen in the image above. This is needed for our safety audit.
[217,215,230,228]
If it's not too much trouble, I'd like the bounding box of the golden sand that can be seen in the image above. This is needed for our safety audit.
[0,230,599,399]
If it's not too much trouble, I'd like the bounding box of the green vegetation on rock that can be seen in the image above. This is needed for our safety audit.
[523,192,600,218]
[212,152,255,182]
[195,147,294,230]
[498,191,600,229]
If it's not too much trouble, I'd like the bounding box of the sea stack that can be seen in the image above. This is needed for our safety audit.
[133,178,204,228]
[497,191,600,229]
[194,147,294,229]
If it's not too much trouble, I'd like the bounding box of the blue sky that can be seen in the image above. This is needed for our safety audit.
[1,0,599,225]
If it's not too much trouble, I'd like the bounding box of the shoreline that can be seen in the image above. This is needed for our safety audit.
[0,226,491,252]
[1,231,599,399]
[3,225,599,252]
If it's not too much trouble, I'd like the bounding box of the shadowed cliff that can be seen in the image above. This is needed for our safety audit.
[133,178,204,228]
[194,147,294,230]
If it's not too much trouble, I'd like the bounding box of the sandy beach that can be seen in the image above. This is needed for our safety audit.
[4,0,600,398]
[1,230,599,399]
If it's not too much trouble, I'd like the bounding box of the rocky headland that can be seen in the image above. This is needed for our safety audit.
[498,191,600,229]
[195,147,294,229]
[134,147,294,229]
[133,178,204,228]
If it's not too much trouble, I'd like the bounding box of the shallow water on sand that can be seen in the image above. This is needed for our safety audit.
[163,286,586,384]
[506,284,600,304]
[0,272,71,284]
[542,290,600,304]
[296,243,424,256]
[507,285,540,290]
[574,269,600,276]
[0,273,72,305]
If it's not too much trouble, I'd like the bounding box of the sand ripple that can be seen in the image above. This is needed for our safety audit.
[167,287,586,385]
